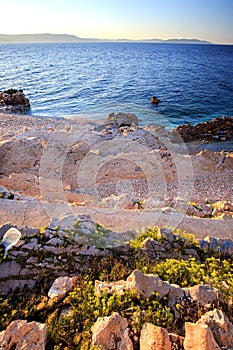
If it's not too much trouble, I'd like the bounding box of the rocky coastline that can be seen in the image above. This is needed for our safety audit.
[174,115,233,142]
[0,110,232,233]
[0,89,30,114]
[0,96,233,349]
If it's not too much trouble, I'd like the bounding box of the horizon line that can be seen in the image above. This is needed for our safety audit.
[0,33,232,45]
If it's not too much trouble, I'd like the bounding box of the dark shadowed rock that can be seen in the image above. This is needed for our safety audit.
[0,89,30,114]
[150,96,161,104]
[173,116,233,142]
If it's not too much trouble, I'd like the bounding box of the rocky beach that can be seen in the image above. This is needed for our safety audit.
[0,91,233,350]
[0,107,232,235]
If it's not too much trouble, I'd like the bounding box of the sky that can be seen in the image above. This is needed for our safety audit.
[0,0,233,44]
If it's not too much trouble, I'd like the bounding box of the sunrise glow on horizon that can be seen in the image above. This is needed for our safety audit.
[0,0,232,44]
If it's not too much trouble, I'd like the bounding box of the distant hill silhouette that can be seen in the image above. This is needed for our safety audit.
[0,33,81,42]
[164,38,212,44]
[0,33,213,44]
[139,38,212,44]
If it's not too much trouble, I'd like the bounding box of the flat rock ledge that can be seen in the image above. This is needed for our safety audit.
[0,113,232,239]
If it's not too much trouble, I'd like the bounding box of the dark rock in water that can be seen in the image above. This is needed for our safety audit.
[0,89,30,114]
[151,96,161,104]
[173,116,233,142]
[4,89,19,95]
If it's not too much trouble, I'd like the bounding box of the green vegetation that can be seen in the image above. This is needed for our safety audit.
[0,226,233,349]
[188,201,203,211]
[130,226,163,249]
[46,279,173,349]
[66,219,112,248]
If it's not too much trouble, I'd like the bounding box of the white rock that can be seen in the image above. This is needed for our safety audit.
[126,269,170,298]
[48,276,77,299]
[197,309,233,348]
[92,312,134,350]
[95,269,170,298]
[95,280,126,295]
[140,322,172,350]
[184,322,220,350]
[0,320,47,350]
[186,284,223,306]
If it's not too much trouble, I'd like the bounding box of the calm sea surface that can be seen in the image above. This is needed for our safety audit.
[0,42,233,128]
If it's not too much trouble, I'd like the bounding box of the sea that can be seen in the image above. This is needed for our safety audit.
[0,42,233,128]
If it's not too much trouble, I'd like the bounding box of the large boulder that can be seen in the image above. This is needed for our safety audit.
[95,269,170,298]
[185,284,223,307]
[91,312,134,350]
[0,320,47,350]
[126,269,170,298]
[197,309,233,349]
[184,322,220,350]
[140,323,172,350]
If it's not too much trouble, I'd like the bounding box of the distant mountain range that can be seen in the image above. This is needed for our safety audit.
[0,33,213,44]
[0,33,80,43]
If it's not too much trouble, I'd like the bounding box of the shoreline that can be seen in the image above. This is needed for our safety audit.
[0,112,232,238]
[1,112,233,150]
[1,113,233,154]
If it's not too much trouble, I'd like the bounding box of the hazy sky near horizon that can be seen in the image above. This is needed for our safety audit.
[1,0,232,43]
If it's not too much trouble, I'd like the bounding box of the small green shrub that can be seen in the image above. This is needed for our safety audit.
[65,220,112,248]
[130,226,162,249]
[172,228,199,246]
[46,276,173,349]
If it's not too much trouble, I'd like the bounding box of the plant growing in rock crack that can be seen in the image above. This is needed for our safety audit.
[46,276,173,349]
[65,219,111,248]
[172,228,199,247]
[129,226,163,249]
[89,223,111,248]
[188,201,203,211]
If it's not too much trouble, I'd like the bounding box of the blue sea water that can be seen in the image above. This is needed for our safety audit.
[0,42,232,128]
